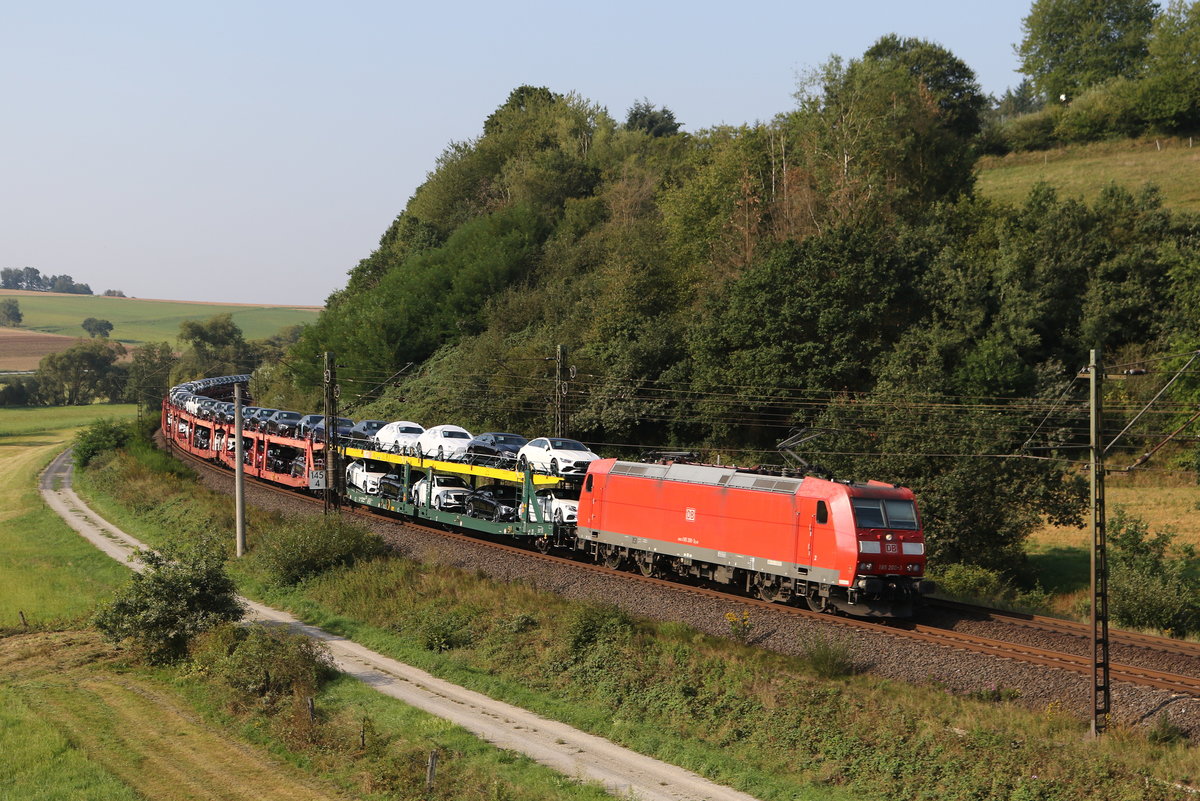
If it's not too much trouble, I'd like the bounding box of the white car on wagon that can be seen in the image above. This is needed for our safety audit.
[516,437,599,476]
[414,424,474,461]
[373,420,425,454]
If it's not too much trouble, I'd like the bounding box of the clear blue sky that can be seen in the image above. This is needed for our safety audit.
[1,1,1032,306]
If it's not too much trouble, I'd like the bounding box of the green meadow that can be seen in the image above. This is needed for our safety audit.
[0,292,320,345]
[976,136,1200,212]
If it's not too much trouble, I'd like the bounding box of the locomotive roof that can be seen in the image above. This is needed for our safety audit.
[604,459,910,498]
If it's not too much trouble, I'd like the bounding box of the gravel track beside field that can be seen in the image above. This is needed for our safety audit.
[194,464,1200,737]
[42,449,763,801]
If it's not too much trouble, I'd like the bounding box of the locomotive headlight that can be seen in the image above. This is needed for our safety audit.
[884,533,894,541]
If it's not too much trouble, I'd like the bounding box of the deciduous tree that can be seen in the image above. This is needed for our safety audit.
[0,298,21,326]
[1017,0,1159,102]
[82,317,113,337]
[35,339,127,405]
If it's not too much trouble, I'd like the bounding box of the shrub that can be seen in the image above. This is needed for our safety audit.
[93,541,244,663]
[191,623,335,708]
[1108,508,1200,635]
[800,633,856,679]
[999,108,1059,151]
[562,603,633,660]
[1147,714,1187,745]
[127,437,193,478]
[1053,78,1143,143]
[74,418,136,467]
[253,514,387,586]
[934,563,1012,602]
[417,607,477,652]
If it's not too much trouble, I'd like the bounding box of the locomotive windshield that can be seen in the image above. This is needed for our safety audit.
[852,498,919,530]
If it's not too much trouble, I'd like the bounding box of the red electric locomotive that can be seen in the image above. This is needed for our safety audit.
[575,459,933,617]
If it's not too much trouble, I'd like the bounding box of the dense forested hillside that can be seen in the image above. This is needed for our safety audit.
[260,27,1200,573]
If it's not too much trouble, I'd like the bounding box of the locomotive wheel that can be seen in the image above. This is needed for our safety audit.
[804,594,827,613]
[756,577,782,603]
[635,552,657,577]
[601,546,623,570]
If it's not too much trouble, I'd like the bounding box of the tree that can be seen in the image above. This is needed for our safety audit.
[103,289,127,297]
[864,34,987,138]
[1017,0,1159,102]
[82,317,113,338]
[93,541,244,664]
[173,313,255,381]
[994,79,1046,120]
[0,298,21,326]
[50,274,91,294]
[1137,0,1200,130]
[35,339,127,405]
[22,266,45,291]
[625,99,683,137]
[0,268,20,289]
[791,46,980,217]
[125,342,178,410]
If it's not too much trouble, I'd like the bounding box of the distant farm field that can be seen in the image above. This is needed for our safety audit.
[0,327,79,371]
[0,291,320,345]
[976,136,1200,212]
[0,291,321,371]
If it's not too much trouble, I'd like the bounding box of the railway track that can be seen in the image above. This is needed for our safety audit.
[930,598,1200,660]
[169,441,1200,700]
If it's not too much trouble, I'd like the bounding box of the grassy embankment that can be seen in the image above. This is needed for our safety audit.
[975,136,1200,212]
[72,437,1200,801]
[0,408,610,801]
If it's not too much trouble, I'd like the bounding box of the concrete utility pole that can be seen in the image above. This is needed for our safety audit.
[323,352,340,513]
[1088,348,1111,737]
[234,382,246,557]
[553,344,568,438]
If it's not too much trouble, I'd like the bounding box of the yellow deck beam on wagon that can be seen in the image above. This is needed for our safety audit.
[340,446,564,485]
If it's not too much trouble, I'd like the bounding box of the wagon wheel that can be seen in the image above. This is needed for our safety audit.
[634,551,657,577]
[534,536,553,554]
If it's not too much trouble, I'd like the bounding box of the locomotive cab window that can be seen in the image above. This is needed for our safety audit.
[816,501,828,525]
[852,498,918,529]
[883,499,918,529]
[585,474,593,492]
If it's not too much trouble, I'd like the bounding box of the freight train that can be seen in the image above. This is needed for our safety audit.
[164,375,934,618]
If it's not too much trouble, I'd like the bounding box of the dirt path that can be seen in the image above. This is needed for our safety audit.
[39,449,762,801]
